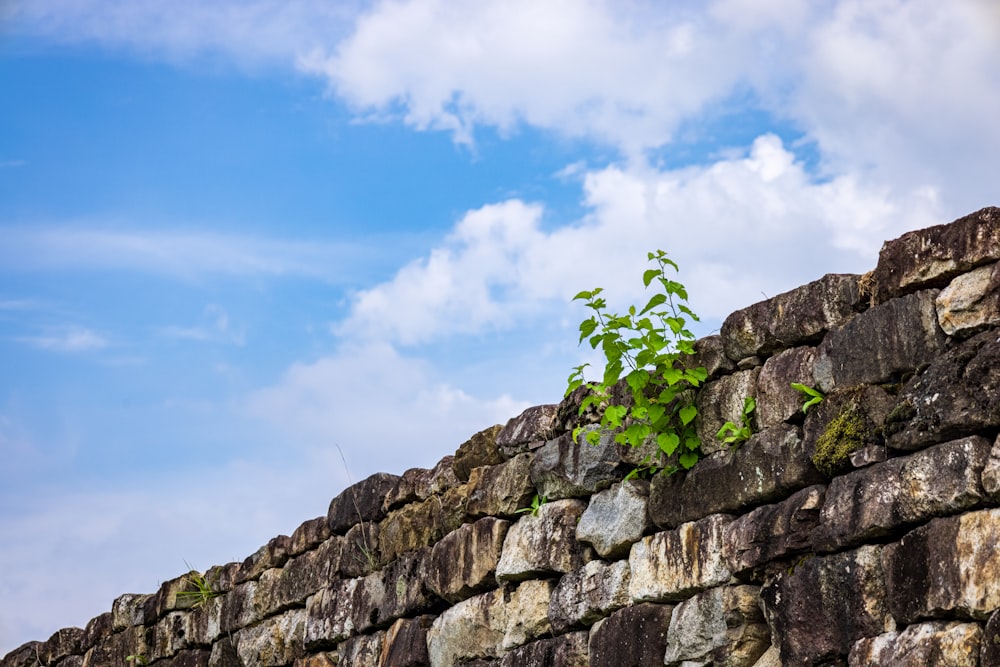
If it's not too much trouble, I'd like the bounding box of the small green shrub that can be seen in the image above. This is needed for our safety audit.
[515,494,548,517]
[567,250,708,473]
[791,383,824,413]
[177,567,221,609]
[716,396,756,446]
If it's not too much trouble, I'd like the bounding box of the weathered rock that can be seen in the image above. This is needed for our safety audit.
[386,458,461,510]
[231,608,306,666]
[304,579,361,649]
[813,290,946,393]
[208,635,241,667]
[498,632,589,667]
[341,520,381,578]
[186,594,224,647]
[869,206,1000,303]
[0,643,41,667]
[751,645,782,667]
[255,535,343,617]
[849,621,982,666]
[813,436,990,552]
[465,454,535,519]
[936,261,1000,337]
[289,516,332,557]
[381,615,434,667]
[723,485,825,575]
[690,334,737,381]
[237,535,292,584]
[219,581,262,635]
[884,329,1000,450]
[337,630,384,667]
[495,499,592,582]
[82,626,144,667]
[426,579,555,666]
[203,562,240,596]
[721,273,862,362]
[663,585,770,667]
[588,603,673,667]
[425,517,509,603]
[37,627,84,665]
[576,480,650,559]
[144,571,219,621]
[756,346,817,428]
[629,514,734,603]
[163,649,211,667]
[802,385,894,478]
[378,495,448,565]
[111,594,150,631]
[529,431,626,499]
[293,652,339,667]
[548,560,631,633]
[696,368,760,455]
[761,545,895,666]
[649,423,822,529]
[327,473,400,534]
[350,549,432,635]
[453,425,505,482]
[883,507,1000,624]
[982,610,1000,666]
[496,405,558,458]
[980,434,1000,502]
[850,445,888,468]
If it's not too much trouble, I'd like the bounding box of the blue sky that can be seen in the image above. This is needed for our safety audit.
[2,0,999,653]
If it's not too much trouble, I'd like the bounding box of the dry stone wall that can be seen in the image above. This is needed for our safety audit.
[5,206,1000,667]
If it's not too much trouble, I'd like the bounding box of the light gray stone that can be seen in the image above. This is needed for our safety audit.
[629,514,734,603]
[337,631,384,667]
[529,431,626,499]
[980,434,1000,501]
[304,579,361,649]
[232,608,307,667]
[496,499,592,582]
[848,621,982,666]
[936,261,1000,337]
[663,585,770,667]
[548,560,631,633]
[576,480,650,559]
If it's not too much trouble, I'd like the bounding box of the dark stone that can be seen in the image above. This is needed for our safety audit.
[382,615,435,667]
[327,472,400,534]
[696,368,760,455]
[350,549,433,634]
[164,649,211,667]
[761,545,893,666]
[982,610,1000,666]
[588,603,672,667]
[378,495,450,565]
[721,273,862,362]
[649,424,823,529]
[236,534,291,583]
[341,520,381,578]
[756,346,817,428]
[337,632,383,666]
[496,405,559,458]
[885,329,1000,450]
[208,635,242,667]
[80,612,114,652]
[723,485,826,576]
[425,517,509,603]
[453,425,505,482]
[37,627,84,665]
[813,290,946,392]
[498,632,589,667]
[869,206,1000,303]
[289,516,332,557]
[0,642,41,667]
[83,627,144,667]
[812,436,990,553]
[465,454,535,519]
[387,456,461,509]
[882,508,1000,624]
[688,334,736,382]
[262,535,343,613]
[529,431,626,500]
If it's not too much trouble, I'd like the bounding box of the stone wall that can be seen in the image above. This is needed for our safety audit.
[4,206,1000,667]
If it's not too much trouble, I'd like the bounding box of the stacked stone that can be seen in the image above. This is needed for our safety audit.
[4,207,999,667]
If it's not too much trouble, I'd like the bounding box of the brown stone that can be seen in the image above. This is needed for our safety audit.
[802,385,894,478]
[813,290,946,393]
[690,334,736,382]
[663,585,770,667]
[721,273,862,362]
[529,431,626,500]
[386,456,461,509]
[496,499,592,582]
[982,610,1000,666]
[289,516,332,557]
[111,594,151,632]
[496,405,558,457]
[349,549,433,635]
[304,579,361,649]
[37,627,84,665]
[884,329,1000,450]
[341,520,380,578]
[327,472,400,534]
[548,560,631,633]
[761,545,895,666]
[498,632,589,667]
[849,621,982,666]
[381,616,434,667]
[465,454,535,519]
[425,517,509,603]
[869,206,1000,303]
[588,603,673,667]
[453,425,505,482]
[337,631,384,667]
[236,535,292,583]
[81,626,144,667]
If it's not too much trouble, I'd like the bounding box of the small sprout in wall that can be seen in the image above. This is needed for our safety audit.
[791,383,825,413]
[515,494,547,517]
[126,654,149,666]
[717,396,756,446]
[177,563,221,608]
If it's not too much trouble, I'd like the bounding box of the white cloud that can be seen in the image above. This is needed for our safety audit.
[336,134,942,347]
[245,341,528,477]
[159,304,245,346]
[0,227,370,283]
[16,325,109,352]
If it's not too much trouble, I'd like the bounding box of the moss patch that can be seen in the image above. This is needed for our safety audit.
[812,399,871,477]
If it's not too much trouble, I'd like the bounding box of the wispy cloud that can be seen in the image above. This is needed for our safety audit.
[158,304,245,346]
[15,325,109,352]
[0,227,374,283]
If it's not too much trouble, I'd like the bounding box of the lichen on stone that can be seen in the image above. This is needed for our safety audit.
[812,398,871,477]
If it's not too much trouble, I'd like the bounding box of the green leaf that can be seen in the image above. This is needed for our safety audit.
[572,290,593,301]
[642,268,659,287]
[646,403,666,424]
[626,369,650,393]
[679,404,697,425]
[639,293,667,315]
[679,451,699,469]
[657,432,680,455]
[578,318,598,342]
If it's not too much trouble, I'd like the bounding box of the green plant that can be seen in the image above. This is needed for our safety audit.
[791,383,824,413]
[177,565,221,609]
[126,655,149,666]
[515,493,548,517]
[335,443,379,572]
[567,250,708,472]
[716,396,756,446]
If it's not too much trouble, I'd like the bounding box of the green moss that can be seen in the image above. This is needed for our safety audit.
[812,400,870,477]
